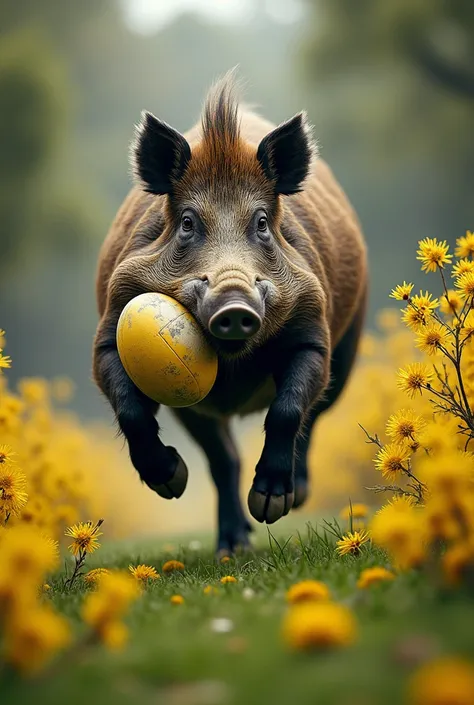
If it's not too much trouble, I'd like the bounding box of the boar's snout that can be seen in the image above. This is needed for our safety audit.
[191,273,266,342]
[208,302,261,340]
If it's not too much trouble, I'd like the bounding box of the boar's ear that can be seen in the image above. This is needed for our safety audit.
[131,111,191,195]
[257,112,316,195]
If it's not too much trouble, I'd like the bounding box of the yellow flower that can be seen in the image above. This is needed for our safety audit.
[386,409,426,447]
[0,464,28,518]
[50,376,76,403]
[336,530,370,556]
[170,595,184,605]
[377,495,416,514]
[370,504,425,570]
[415,323,449,356]
[101,620,129,650]
[4,606,71,675]
[83,568,111,585]
[442,543,474,586]
[408,657,474,705]
[220,576,237,584]
[339,503,369,521]
[286,580,330,604]
[282,602,357,650]
[455,230,474,258]
[452,257,474,278]
[357,567,395,589]
[462,310,474,338]
[390,282,414,301]
[220,555,231,564]
[17,378,49,405]
[420,451,474,498]
[0,444,15,465]
[374,443,411,481]
[416,237,452,273]
[401,292,439,331]
[456,271,474,298]
[65,521,102,556]
[203,585,218,595]
[0,349,12,372]
[129,564,160,581]
[162,560,185,573]
[82,571,140,635]
[397,363,434,398]
[0,526,59,578]
[440,289,463,316]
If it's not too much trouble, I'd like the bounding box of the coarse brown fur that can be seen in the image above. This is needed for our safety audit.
[93,73,367,550]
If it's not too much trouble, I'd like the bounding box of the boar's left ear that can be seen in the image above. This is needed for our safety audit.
[131,111,191,195]
[257,112,316,195]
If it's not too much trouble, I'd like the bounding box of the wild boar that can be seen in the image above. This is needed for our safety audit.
[93,72,367,553]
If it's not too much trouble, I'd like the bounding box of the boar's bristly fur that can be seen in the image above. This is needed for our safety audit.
[93,71,368,552]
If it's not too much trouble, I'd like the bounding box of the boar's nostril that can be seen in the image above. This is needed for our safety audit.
[209,304,261,341]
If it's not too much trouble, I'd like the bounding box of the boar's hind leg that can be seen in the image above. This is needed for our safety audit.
[93,324,188,499]
[173,408,251,555]
[293,293,367,508]
[248,332,330,525]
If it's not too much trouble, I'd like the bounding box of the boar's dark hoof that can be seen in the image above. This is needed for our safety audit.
[293,480,309,509]
[248,488,294,524]
[149,451,188,499]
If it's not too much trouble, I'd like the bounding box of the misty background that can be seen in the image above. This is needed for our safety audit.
[1,0,473,449]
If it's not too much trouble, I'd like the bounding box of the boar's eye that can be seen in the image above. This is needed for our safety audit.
[181,215,194,232]
[257,216,268,232]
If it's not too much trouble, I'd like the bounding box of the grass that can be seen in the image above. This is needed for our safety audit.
[2,520,474,705]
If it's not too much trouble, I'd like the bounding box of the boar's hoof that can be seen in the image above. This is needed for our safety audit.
[148,451,188,499]
[293,480,309,509]
[248,488,294,524]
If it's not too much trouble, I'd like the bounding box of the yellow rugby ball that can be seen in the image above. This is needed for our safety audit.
[116,293,218,407]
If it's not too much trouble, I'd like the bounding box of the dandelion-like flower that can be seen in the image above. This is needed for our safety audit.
[442,544,474,586]
[456,271,474,298]
[374,443,411,481]
[129,564,160,581]
[162,560,185,573]
[408,657,474,705]
[416,237,452,273]
[170,595,184,605]
[440,288,463,316]
[336,530,370,556]
[390,282,414,301]
[386,409,426,447]
[415,323,449,356]
[452,258,474,278]
[357,567,395,589]
[402,292,439,330]
[455,230,474,258]
[339,503,369,521]
[4,607,71,675]
[82,571,140,648]
[83,568,111,585]
[286,580,330,604]
[65,521,102,556]
[0,349,12,372]
[203,585,218,595]
[282,602,357,651]
[0,465,28,518]
[397,363,434,398]
[220,576,237,584]
[0,444,15,465]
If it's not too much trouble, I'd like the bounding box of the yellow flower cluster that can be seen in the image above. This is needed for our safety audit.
[82,571,141,650]
[0,526,70,675]
[366,233,474,582]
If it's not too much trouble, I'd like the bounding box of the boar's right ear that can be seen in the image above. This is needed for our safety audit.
[257,112,316,195]
[131,111,191,195]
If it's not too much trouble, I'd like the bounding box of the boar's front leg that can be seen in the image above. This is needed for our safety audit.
[248,328,330,524]
[93,316,188,499]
